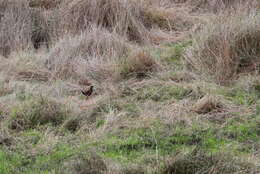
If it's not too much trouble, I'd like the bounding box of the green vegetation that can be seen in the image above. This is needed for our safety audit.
[0,0,259,173]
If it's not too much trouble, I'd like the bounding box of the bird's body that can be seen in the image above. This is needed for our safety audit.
[81,85,93,97]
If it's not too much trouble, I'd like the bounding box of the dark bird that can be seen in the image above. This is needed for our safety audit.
[81,85,94,97]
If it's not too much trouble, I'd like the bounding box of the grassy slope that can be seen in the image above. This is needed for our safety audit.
[0,1,260,174]
[0,42,259,174]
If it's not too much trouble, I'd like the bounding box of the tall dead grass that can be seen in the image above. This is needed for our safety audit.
[184,0,259,12]
[184,10,260,84]
[59,0,149,43]
[45,27,132,82]
[0,0,53,57]
[28,0,61,9]
[45,26,160,84]
[58,0,195,44]
[0,0,31,57]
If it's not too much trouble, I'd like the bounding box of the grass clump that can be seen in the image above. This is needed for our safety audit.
[61,152,107,174]
[184,10,260,84]
[46,27,131,81]
[119,50,158,79]
[28,0,61,9]
[162,150,255,174]
[8,96,68,130]
[192,95,223,114]
[60,0,149,42]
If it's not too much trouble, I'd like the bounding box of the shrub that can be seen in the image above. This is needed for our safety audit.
[184,10,260,84]
[8,96,68,130]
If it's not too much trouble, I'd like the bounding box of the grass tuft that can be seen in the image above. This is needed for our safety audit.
[8,96,68,130]
[162,150,255,174]
[184,10,260,84]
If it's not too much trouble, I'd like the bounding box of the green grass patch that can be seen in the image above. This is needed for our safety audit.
[222,88,260,106]
[0,143,78,174]
[0,150,20,174]
[152,40,192,69]
[221,113,260,143]
[95,113,260,164]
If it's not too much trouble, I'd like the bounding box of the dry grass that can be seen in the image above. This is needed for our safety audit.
[184,10,260,84]
[46,27,132,82]
[0,0,53,57]
[184,0,259,12]
[58,0,196,44]
[8,96,68,131]
[163,150,256,174]
[192,95,223,114]
[0,1,259,173]
[59,0,149,43]
[0,0,31,57]
[28,0,61,9]
[119,50,159,79]
[0,51,49,82]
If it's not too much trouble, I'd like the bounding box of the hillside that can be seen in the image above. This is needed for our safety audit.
[0,0,260,173]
